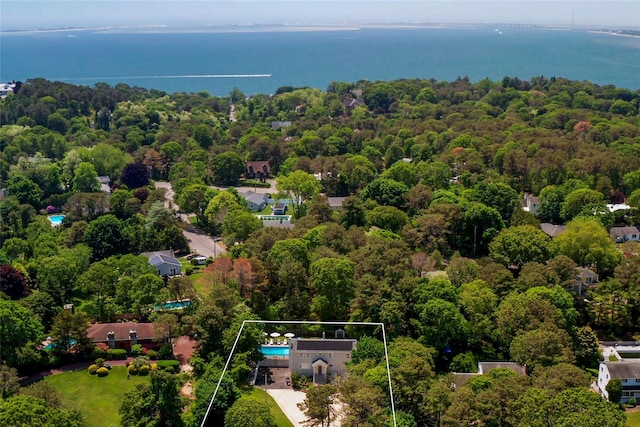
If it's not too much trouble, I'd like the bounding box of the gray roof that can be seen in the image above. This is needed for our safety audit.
[604,361,640,379]
[576,267,598,279]
[141,251,181,267]
[610,226,639,237]
[295,339,356,351]
[540,223,567,238]
[478,362,527,375]
[242,192,268,205]
[452,373,479,389]
[327,197,347,208]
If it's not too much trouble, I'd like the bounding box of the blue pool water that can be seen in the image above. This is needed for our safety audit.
[154,299,192,311]
[261,345,290,357]
[45,339,76,350]
[259,215,291,221]
[48,215,65,226]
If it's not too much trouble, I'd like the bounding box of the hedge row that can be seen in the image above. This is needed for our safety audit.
[156,359,180,373]
[107,349,127,360]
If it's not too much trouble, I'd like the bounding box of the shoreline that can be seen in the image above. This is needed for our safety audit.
[3,22,626,36]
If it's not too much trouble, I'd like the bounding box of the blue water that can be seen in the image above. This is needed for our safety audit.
[45,339,76,350]
[155,299,192,310]
[1,27,639,95]
[48,214,65,226]
[261,345,290,357]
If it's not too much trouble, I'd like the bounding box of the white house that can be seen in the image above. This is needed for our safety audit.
[0,82,16,99]
[610,226,640,243]
[521,193,540,215]
[598,361,640,404]
[141,250,182,277]
[241,191,269,211]
[289,338,357,384]
[97,176,111,195]
[571,267,599,296]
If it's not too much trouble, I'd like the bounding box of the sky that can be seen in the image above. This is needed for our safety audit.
[1,1,639,30]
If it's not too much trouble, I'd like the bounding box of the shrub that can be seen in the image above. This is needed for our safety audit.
[158,343,173,360]
[290,371,300,389]
[96,367,109,377]
[157,359,180,373]
[292,374,310,390]
[629,397,636,407]
[146,349,157,360]
[91,345,107,360]
[131,344,144,357]
[107,349,127,360]
[95,358,105,367]
[88,364,98,375]
[151,363,159,371]
[138,365,151,376]
[128,365,138,375]
[184,264,194,275]
[165,366,175,373]
[132,356,151,371]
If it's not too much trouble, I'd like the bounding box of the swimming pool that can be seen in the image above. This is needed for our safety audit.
[48,214,65,226]
[259,215,291,221]
[261,345,290,357]
[154,299,192,311]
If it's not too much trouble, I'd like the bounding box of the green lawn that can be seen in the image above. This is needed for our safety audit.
[44,366,149,427]
[190,271,211,297]
[627,409,640,426]
[244,387,294,427]
[255,204,274,215]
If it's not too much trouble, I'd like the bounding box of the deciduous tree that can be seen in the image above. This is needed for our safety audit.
[276,170,322,219]
[0,264,29,299]
[72,161,99,193]
[551,218,621,275]
[225,398,276,427]
[83,214,127,260]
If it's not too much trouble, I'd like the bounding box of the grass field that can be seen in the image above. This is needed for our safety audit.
[244,387,294,427]
[628,410,640,427]
[45,366,149,427]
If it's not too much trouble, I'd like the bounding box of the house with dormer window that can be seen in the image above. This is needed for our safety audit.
[289,337,357,385]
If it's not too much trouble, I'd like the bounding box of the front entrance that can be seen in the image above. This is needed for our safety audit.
[312,358,329,385]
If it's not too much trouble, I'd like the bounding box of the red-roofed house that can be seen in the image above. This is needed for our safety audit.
[87,322,160,351]
[245,161,271,182]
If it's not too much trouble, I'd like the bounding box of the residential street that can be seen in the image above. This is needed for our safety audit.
[155,181,226,258]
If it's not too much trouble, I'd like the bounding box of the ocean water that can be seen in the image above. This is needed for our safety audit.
[1,27,639,96]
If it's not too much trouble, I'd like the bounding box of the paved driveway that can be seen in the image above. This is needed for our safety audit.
[156,181,226,258]
[267,388,308,426]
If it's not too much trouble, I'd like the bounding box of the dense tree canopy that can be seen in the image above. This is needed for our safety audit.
[1,76,640,426]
